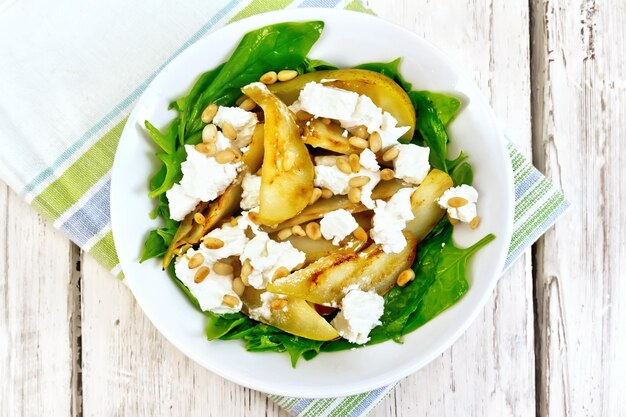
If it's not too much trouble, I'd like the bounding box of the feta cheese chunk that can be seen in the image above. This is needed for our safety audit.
[180,144,241,202]
[240,173,261,210]
[313,156,381,209]
[320,209,359,245]
[240,231,306,289]
[289,82,409,148]
[166,183,200,221]
[438,184,479,223]
[393,144,431,185]
[248,292,288,322]
[212,106,258,149]
[331,289,384,344]
[370,188,415,253]
[200,223,249,264]
[358,148,380,171]
[174,248,242,314]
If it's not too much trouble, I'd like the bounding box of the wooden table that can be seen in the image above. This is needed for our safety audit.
[1,1,624,415]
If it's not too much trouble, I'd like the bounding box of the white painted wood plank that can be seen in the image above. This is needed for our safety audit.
[80,255,290,417]
[366,1,535,415]
[530,1,626,416]
[0,182,78,417]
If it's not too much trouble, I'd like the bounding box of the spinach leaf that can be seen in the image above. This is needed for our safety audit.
[145,119,179,154]
[450,161,474,186]
[415,91,461,126]
[355,58,412,91]
[185,21,324,138]
[148,146,186,199]
[298,57,338,73]
[410,91,450,171]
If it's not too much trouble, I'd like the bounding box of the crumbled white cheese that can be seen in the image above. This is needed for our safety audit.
[174,247,242,314]
[438,184,479,222]
[320,209,359,245]
[212,106,258,149]
[240,173,261,210]
[393,144,430,185]
[358,148,380,172]
[199,223,249,264]
[166,183,200,221]
[240,231,305,289]
[331,289,384,344]
[248,292,288,322]
[289,82,409,148]
[370,188,415,253]
[314,161,381,209]
[179,144,241,202]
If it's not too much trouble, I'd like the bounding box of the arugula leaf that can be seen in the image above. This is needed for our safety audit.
[144,119,179,154]
[355,58,412,91]
[185,21,324,138]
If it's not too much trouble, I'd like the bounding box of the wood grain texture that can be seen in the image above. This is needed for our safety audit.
[0,184,78,417]
[530,0,626,416]
[366,1,535,416]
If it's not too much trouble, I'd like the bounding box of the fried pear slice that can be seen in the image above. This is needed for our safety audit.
[282,234,368,264]
[162,124,264,268]
[303,119,360,154]
[268,68,415,139]
[267,232,418,305]
[267,178,405,231]
[404,169,453,240]
[241,288,339,341]
[242,83,314,226]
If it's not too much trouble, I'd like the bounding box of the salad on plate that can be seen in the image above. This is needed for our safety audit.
[140,20,494,366]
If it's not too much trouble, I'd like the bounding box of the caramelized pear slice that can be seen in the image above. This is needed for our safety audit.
[268,69,415,139]
[267,233,418,305]
[242,83,314,226]
[282,234,368,264]
[303,119,360,154]
[241,288,339,341]
[404,169,453,240]
[162,124,264,268]
[267,178,405,231]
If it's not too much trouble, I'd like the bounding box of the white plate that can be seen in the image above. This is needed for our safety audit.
[111,8,514,398]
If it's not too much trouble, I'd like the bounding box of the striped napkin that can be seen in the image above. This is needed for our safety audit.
[0,0,568,416]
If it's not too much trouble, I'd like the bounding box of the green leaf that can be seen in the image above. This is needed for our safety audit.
[140,230,169,262]
[148,146,186,199]
[185,21,324,137]
[410,91,450,171]
[166,261,202,310]
[298,57,338,73]
[450,161,474,186]
[205,312,253,340]
[144,119,179,154]
[355,58,412,91]
[416,91,461,126]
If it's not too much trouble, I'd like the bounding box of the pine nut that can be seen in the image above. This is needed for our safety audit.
[309,187,322,205]
[194,266,210,283]
[215,149,236,164]
[222,294,240,308]
[239,98,256,111]
[221,121,237,140]
[352,125,368,139]
[260,71,278,84]
[348,187,361,203]
[321,188,334,199]
[447,197,469,208]
[247,212,261,225]
[188,253,204,269]
[296,110,313,121]
[202,124,218,143]
[232,277,245,296]
[382,146,400,162]
[305,222,322,240]
[336,157,352,174]
[348,176,370,188]
[203,237,224,249]
[369,132,382,153]
[448,214,459,225]
[213,261,234,275]
[397,268,415,287]
[195,143,216,156]
[353,226,368,242]
[272,267,290,281]
[277,69,298,82]
[470,216,481,229]
[201,103,218,124]
[348,154,360,173]
[292,224,306,237]
[194,212,206,225]
[348,136,369,149]
[380,168,395,181]
[236,95,247,106]
[241,259,252,280]
[283,150,296,171]
[277,228,293,241]
[270,298,288,310]
[229,147,242,162]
